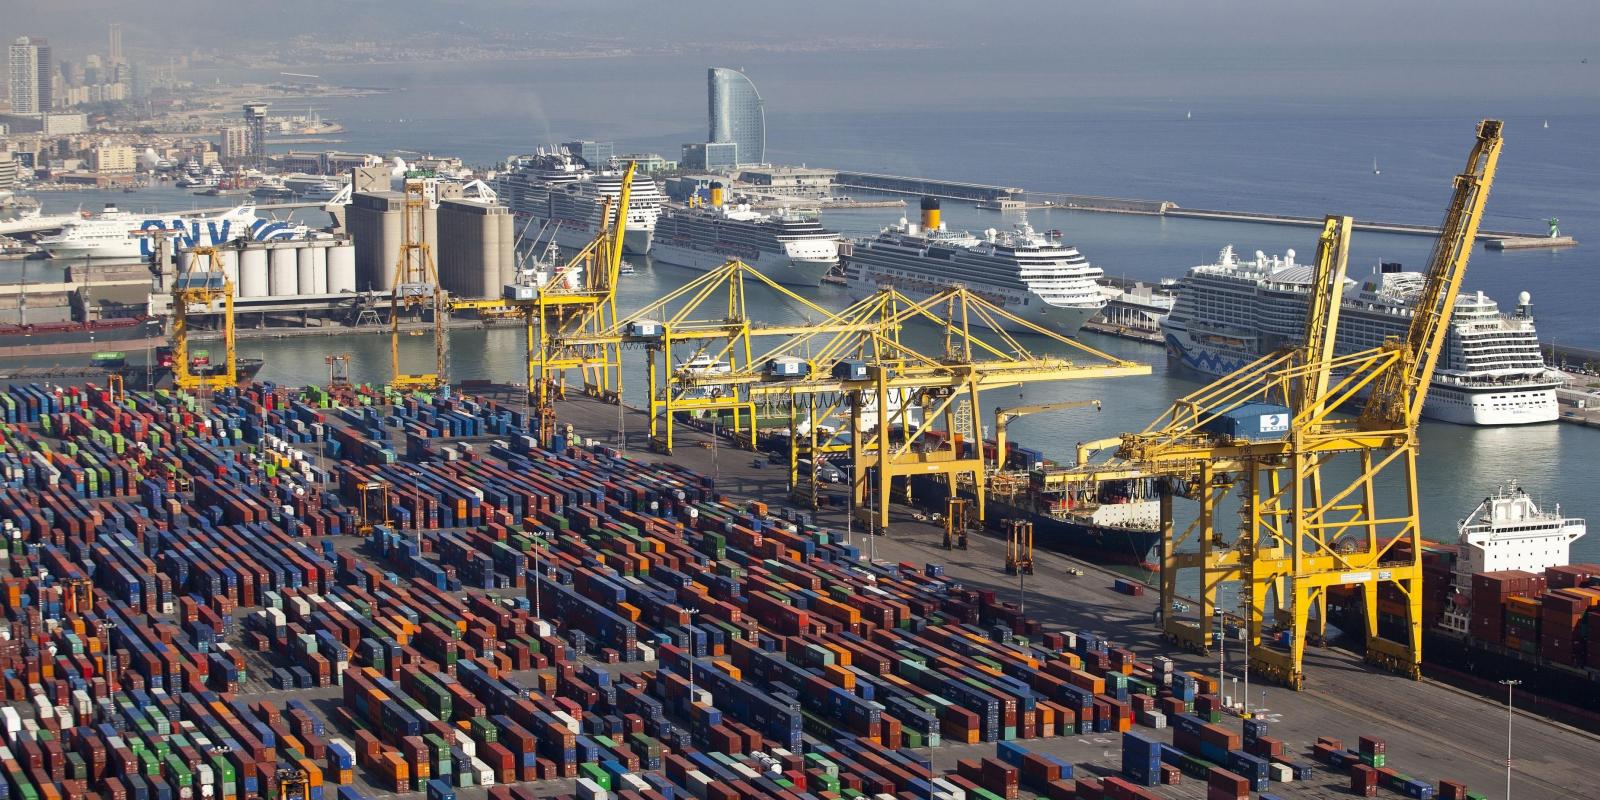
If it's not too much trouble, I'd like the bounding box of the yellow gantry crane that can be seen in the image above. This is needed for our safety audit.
[389,178,448,391]
[170,245,238,393]
[1064,120,1503,689]
[498,162,636,438]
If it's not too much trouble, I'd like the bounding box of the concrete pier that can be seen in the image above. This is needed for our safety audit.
[832,170,1565,243]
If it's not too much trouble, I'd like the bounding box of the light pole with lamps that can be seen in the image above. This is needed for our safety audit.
[530,529,554,620]
[1500,678,1521,799]
[684,606,701,704]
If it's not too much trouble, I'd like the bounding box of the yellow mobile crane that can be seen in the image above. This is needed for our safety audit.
[389,178,447,391]
[1062,120,1503,688]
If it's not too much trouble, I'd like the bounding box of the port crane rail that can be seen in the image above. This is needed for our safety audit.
[1060,120,1503,690]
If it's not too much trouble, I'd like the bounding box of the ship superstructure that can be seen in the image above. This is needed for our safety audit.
[841,199,1105,335]
[652,184,839,287]
[495,150,661,255]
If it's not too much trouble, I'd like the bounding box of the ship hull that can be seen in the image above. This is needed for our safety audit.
[42,242,145,260]
[652,241,833,287]
[1163,327,1560,425]
[0,318,163,354]
[536,216,655,256]
[908,474,1160,565]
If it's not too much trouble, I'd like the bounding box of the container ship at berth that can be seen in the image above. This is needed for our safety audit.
[494,150,661,255]
[0,345,264,390]
[906,431,1164,566]
[652,183,839,287]
[0,316,164,357]
[1329,484,1600,717]
[842,198,1107,335]
[1162,246,1560,425]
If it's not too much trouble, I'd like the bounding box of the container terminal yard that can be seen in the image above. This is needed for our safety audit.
[0,121,1595,800]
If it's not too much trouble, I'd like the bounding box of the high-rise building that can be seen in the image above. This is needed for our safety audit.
[9,37,53,115]
[680,141,738,172]
[242,102,268,167]
[108,24,124,64]
[220,126,252,163]
[562,140,614,167]
[707,67,764,167]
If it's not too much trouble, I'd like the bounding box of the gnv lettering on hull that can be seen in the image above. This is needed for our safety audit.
[136,218,295,256]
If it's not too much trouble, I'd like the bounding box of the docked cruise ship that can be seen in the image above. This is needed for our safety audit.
[652,184,840,287]
[494,151,661,255]
[841,198,1106,335]
[38,204,308,260]
[1161,246,1561,426]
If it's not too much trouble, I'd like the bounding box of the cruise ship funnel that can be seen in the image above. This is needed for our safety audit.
[710,182,725,208]
[920,196,941,231]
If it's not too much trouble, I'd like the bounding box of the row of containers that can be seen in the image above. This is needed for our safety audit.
[0,379,1493,800]
[177,237,357,298]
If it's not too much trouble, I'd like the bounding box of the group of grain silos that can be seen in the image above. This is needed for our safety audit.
[175,236,357,298]
[346,184,516,299]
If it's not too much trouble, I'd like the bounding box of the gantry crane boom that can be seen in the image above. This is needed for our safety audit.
[1362,119,1503,429]
[1298,215,1352,416]
[993,400,1101,470]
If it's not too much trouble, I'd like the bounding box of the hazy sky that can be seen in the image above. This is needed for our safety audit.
[10,0,1599,55]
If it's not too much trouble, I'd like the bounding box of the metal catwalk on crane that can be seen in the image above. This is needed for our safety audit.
[1061,120,1503,689]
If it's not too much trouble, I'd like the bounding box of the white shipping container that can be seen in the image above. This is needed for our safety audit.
[574,778,609,800]
[453,731,475,758]
[686,770,713,800]
[474,757,493,786]
[1,706,20,734]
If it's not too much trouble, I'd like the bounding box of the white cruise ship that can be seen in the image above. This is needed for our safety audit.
[841,198,1106,335]
[282,174,348,201]
[1161,246,1561,426]
[494,151,661,255]
[38,204,308,261]
[652,185,839,287]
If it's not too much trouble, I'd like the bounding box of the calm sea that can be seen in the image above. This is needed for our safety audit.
[25,49,1600,559]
